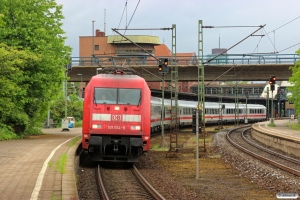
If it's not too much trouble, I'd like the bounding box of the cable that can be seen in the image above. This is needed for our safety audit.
[123,0,140,35]
[252,29,264,53]
[263,28,278,53]
[252,15,300,55]
[266,15,300,35]
[103,1,128,56]
[278,43,300,53]
[118,1,128,30]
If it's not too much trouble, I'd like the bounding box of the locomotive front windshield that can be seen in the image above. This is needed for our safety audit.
[94,88,141,105]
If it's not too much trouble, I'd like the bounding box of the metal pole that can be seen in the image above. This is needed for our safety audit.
[92,20,96,65]
[77,73,82,97]
[245,92,248,124]
[196,109,199,179]
[266,87,269,120]
[64,73,67,119]
[271,90,274,124]
[161,75,165,147]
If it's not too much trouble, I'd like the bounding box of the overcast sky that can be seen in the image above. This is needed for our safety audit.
[56,0,300,57]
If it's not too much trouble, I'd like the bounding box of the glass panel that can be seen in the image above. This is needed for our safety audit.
[118,89,141,105]
[94,88,141,105]
[94,88,117,104]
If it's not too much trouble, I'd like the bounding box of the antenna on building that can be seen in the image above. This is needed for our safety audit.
[104,9,106,34]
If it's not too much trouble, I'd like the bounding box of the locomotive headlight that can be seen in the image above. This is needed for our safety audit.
[114,106,120,111]
[131,125,141,130]
[92,124,102,129]
[144,136,149,140]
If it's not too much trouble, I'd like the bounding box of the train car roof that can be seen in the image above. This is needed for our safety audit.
[91,73,145,81]
[150,97,265,109]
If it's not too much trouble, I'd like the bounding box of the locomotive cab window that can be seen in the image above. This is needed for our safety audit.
[118,89,141,105]
[94,88,141,105]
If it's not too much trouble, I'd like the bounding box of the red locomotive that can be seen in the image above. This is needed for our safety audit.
[82,71,151,162]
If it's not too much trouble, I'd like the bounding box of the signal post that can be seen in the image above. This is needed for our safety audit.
[158,58,169,148]
[269,75,276,124]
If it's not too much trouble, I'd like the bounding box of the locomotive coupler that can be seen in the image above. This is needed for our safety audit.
[113,140,118,153]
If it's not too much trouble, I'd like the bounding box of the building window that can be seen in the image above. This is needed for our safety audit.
[95,45,99,51]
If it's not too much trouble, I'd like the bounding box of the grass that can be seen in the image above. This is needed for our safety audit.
[151,143,169,151]
[189,135,213,143]
[54,153,67,174]
[50,194,62,200]
[48,161,53,167]
[267,123,276,127]
[286,122,300,130]
[68,136,80,147]
[48,137,79,174]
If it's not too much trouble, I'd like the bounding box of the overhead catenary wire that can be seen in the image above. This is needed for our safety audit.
[204,25,266,64]
[103,0,129,56]
[266,15,300,35]
[278,43,300,53]
[202,26,262,28]
[263,15,300,53]
[124,0,140,34]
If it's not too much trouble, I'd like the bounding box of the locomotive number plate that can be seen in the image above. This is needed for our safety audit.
[111,115,121,121]
[108,125,125,130]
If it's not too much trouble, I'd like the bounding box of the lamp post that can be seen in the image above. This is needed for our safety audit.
[77,73,82,97]
[92,20,96,66]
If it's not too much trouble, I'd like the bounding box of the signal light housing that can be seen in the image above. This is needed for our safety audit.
[269,75,276,91]
[158,58,169,73]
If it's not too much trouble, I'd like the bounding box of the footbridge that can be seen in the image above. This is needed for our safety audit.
[67,54,299,82]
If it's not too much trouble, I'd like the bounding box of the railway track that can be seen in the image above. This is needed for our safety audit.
[96,164,165,200]
[226,126,300,176]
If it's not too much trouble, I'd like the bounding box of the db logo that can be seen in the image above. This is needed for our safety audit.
[112,115,121,121]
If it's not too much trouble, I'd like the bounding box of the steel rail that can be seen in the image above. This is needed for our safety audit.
[96,165,109,200]
[132,165,166,200]
[242,128,300,165]
[226,126,300,177]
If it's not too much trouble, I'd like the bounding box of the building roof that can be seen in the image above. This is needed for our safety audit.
[154,44,172,56]
[107,35,160,44]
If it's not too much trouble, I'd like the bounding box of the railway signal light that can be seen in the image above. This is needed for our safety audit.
[271,76,276,85]
[269,75,276,84]
[158,58,169,73]
[269,77,272,85]
[269,75,276,91]
[82,87,85,98]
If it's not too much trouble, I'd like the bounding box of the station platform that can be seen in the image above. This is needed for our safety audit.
[0,128,81,200]
[252,119,300,157]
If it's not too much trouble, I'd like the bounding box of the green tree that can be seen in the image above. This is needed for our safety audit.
[288,49,300,115]
[0,0,71,135]
[50,88,83,125]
